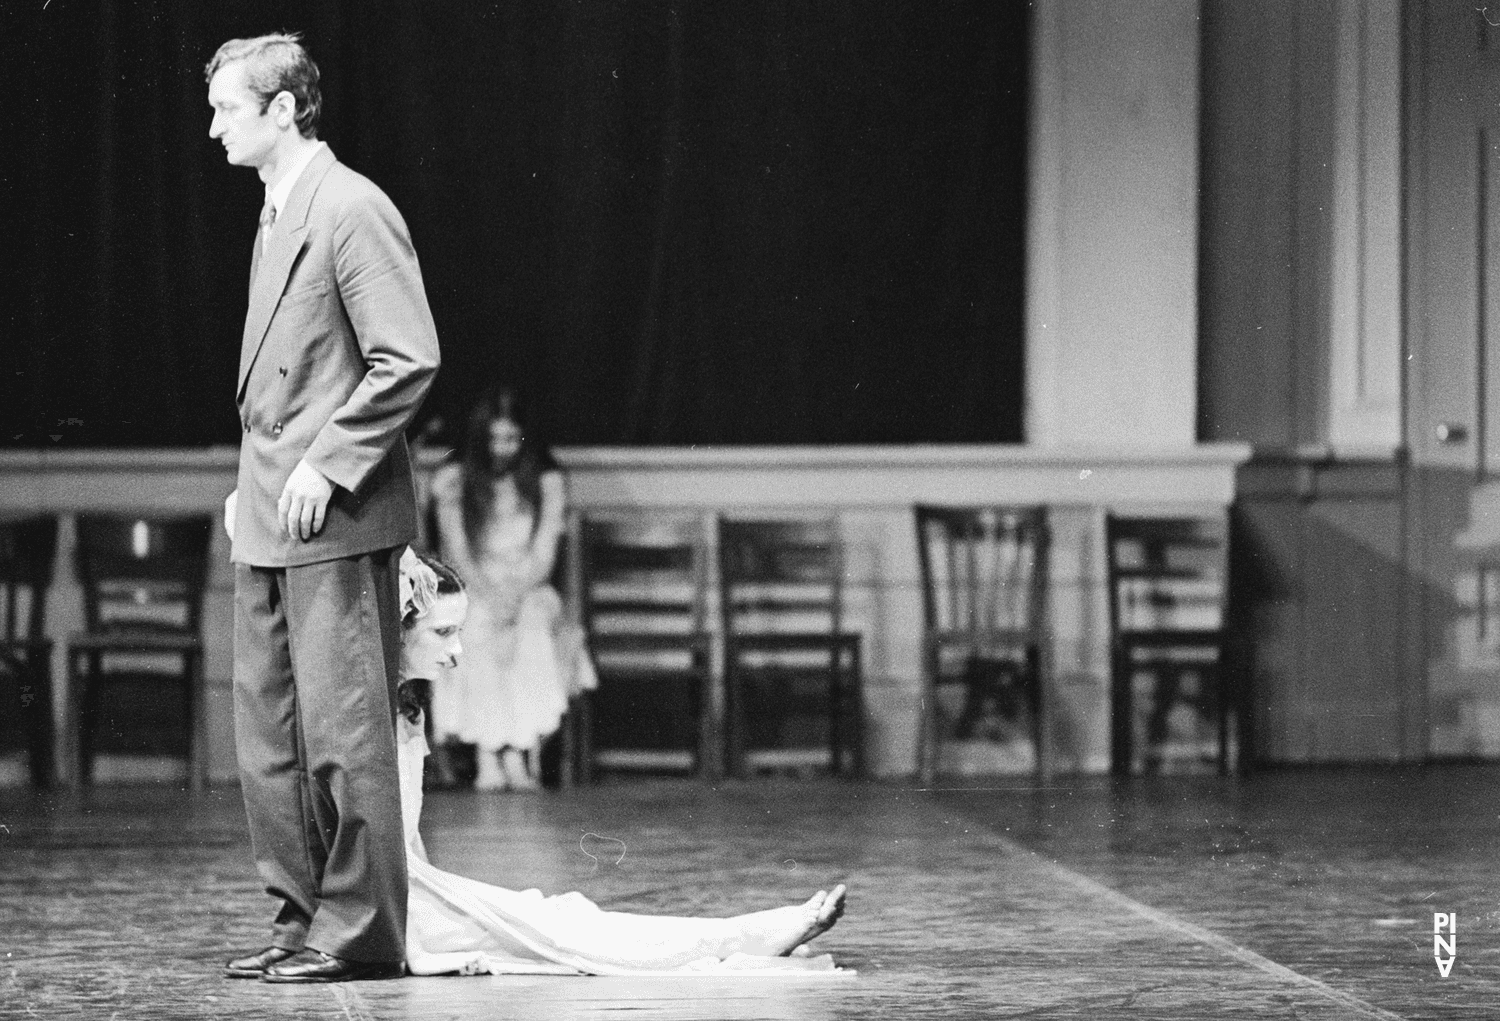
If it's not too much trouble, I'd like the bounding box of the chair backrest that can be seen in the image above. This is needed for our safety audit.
[579,516,708,638]
[1105,514,1227,637]
[0,516,58,645]
[718,518,843,637]
[74,514,213,633]
[914,505,1049,638]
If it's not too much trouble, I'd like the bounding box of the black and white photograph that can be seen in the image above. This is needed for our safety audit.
[1,1,1495,1017]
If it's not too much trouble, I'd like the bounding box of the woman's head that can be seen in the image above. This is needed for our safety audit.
[486,397,525,465]
[459,385,557,541]
[400,550,467,677]
[464,386,530,473]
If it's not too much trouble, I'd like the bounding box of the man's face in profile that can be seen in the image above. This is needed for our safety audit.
[208,61,280,171]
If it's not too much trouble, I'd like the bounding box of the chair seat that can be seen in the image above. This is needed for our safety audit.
[69,627,203,653]
[589,664,711,682]
[926,628,1039,648]
[589,631,710,652]
[1116,630,1223,647]
[727,632,860,652]
[0,638,54,657]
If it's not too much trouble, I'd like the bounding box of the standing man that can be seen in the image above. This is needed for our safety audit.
[206,33,439,983]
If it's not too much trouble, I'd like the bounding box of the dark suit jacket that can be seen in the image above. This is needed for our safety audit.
[233,146,440,568]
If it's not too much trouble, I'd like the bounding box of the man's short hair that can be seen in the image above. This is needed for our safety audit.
[205,33,322,139]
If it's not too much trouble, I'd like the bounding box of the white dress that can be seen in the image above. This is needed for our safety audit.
[399,713,845,976]
[428,469,596,751]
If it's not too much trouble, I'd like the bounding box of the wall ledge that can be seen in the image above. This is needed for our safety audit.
[0,441,1253,473]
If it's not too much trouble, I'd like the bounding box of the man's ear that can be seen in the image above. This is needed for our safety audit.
[272,90,297,129]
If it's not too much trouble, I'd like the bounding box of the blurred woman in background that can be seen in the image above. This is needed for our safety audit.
[429,386,595,790]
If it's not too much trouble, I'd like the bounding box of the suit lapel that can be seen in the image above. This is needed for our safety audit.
[237,146,339,398]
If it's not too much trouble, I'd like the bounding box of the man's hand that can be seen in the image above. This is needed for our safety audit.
[277,461,335,541]
[223,489,238,541]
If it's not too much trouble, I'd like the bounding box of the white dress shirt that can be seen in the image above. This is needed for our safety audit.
[266,140,328,220]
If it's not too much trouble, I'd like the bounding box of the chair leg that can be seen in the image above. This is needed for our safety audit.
[1210,655,1230,776]
[63,650,78,788]
[723,655,743,780]
[848,639,864,779]
[558,703,576,790]
[1109,646,1132,777]
[918,640,938,787]
[697,648,724,782]
[1027,644,1048,782]
[827,645,842,776]
[1229,636,1254,777]
[25,660,54,789]
[572,692,594,785]
[189,650,208,792]
[78,651,102,786]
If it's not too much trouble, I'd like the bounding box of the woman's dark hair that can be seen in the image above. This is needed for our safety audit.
[397,679,429,726]
[460,386,558,546]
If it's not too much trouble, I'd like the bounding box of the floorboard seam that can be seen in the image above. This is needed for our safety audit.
[977,826,1409,1021]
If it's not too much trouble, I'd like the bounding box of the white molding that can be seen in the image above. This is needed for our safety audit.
[0,442,1252,514]
[1025,0,1065,447]
[557,443,1250,509]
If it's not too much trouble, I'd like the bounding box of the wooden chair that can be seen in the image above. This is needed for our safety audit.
[0,516,59,787]
[68,514,212,788]
[576,516,714,780]
[1105,514,1231,776]
[914,505,1050,785]
[718,518,863,778]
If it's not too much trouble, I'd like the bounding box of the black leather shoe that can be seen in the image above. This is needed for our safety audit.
[224,946,299,979]
[261,950,404,983]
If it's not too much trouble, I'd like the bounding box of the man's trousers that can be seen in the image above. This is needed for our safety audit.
[233,547,408,964]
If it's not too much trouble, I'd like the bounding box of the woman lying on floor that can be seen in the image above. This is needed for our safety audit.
[396,548,849,975]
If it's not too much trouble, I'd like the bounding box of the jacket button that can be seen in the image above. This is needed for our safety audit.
[272,422,283,436]
[278,366,287,377]
[243,421,250,433]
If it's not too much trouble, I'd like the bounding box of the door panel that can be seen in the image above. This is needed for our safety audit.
[1408,0,1500,759]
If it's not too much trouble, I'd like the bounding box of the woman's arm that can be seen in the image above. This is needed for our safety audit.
[523,470,567,590]
[430,463,483,584]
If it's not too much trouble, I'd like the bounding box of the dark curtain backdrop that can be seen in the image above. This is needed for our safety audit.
[3,1,1028,449]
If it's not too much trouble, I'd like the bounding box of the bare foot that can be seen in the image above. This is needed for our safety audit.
[475,750,509,792]
[731,884,848,957]
[500,748,539,791]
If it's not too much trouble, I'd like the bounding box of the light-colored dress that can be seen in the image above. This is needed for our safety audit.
[398,713,844,976]
[429,466,596,750]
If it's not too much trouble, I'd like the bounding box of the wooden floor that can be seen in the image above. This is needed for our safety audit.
[2,765,1496,1019]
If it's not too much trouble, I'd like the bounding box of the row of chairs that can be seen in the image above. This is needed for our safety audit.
[564,516,861,782]
[0,506,1232,787]
[0,512,859,788]
[914,508,1233,782]
[567,507,1233,783]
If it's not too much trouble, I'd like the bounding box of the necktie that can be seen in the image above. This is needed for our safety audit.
[259,197,277,257]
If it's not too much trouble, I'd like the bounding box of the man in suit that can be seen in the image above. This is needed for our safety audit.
[206,33,440,983]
